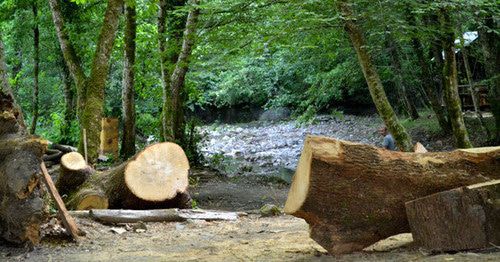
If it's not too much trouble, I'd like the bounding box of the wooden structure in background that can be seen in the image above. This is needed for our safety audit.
[284,136,500,254]
[100,118,119,159]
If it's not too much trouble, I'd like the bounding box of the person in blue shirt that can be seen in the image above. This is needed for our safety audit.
[378,126,396,151]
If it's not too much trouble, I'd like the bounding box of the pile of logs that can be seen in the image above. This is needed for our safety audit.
[0,92,47,245]
[43,143,77,167]
[285,136,500,254]
[57,142,192,210]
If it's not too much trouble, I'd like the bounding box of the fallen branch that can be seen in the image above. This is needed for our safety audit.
[69,209,239,224]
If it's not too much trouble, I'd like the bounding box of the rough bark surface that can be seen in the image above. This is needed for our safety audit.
[337,0,412,151]
[49,0,124,162]
[406,180,500,252]
[67,143,191,210]
[439,10,472,148]
[121,2,137,159]
[0,92,47,245]
[284,136,500,254]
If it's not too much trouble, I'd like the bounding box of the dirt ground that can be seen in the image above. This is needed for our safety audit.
[1,169,499,261]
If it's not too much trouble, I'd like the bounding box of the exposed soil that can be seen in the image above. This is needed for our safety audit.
[0,114,498,261]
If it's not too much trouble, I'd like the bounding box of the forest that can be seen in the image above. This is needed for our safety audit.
[0,0,499,261]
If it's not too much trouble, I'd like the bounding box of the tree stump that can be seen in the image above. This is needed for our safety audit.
[100,118,119,159]
[67,142,191,210]
[0,92,47,245]
[284,135,500,254]
[406,180,500,252]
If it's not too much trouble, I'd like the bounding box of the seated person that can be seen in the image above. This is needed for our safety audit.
[378,126,396,151]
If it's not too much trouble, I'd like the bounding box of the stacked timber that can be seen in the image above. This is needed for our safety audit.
[284,135,500,254]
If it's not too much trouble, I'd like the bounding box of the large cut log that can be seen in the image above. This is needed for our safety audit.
[406,180,500,252]
[87,209,238,224]
[56,152,95,196]
[66,142,191,210]
[284,136,500,254]
[0,92,47,245]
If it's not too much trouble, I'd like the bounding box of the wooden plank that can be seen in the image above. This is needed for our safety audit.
[40,162,82,240]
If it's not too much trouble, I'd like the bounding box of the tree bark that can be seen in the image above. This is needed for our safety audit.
[121,2,137,159]
[406,180,500,252]
[406,10,450,132]
[158,0,188,142]
[284,136,500,254]
[56,152,95,197]
[337,0,413,151]
[0,92,47,245]
[30,3,40,135]
[168,0,200,143]
[65,143,191,210]
[59,57,76,144]
[49,0,124,162]
[386,37,419,120]
[439,9,472,148]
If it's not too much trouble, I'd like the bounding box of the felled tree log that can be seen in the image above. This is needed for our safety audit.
[56,152,95,196]
[284,136,500,254]
[88,209,238,224]
[0,92,47,245]
[67,142,191,210]
[406,180,500,251]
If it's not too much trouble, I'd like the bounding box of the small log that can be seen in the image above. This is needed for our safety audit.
[406,180,500,251]
[56,152,95,196]
[43,149,63,162]
[68,142,191,210]
[89,209,238,224]
[284,136,500,254]
[50,143,77,153]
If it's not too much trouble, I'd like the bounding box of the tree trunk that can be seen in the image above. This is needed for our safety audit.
[461,45,491,140]
[284,135,500,254]
[406,180,500,252]
[0,93,47,245]
[121,2,137,159]
[158,0,188,142]
[387,38,419,120]
[337,0,413,151]
[60,57,76,145]
[478,16,500,143]
[406,10,450,132]
[65,143,191,210]
[49,0,124,162]
[30,3,40,135]
[439,9,472,148]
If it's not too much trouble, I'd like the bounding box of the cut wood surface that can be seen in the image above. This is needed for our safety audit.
[0,92,47,245]
[406,180,500,252]
[87,209,238,224]
[100,118,119,159]
[40,163,82,240]
[284,135,500,254]
[67,142,191,210]
[56,152,95,196]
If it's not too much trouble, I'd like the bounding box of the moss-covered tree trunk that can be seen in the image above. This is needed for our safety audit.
[439,9,472,148]
[337,0,413,151]
[121,1,137,159]
[158,0,187,142]
[49,0,123,162]
[30,3,40,135]
[169,0,200,143]
[478,15,500,143]
[406,10,450,133]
